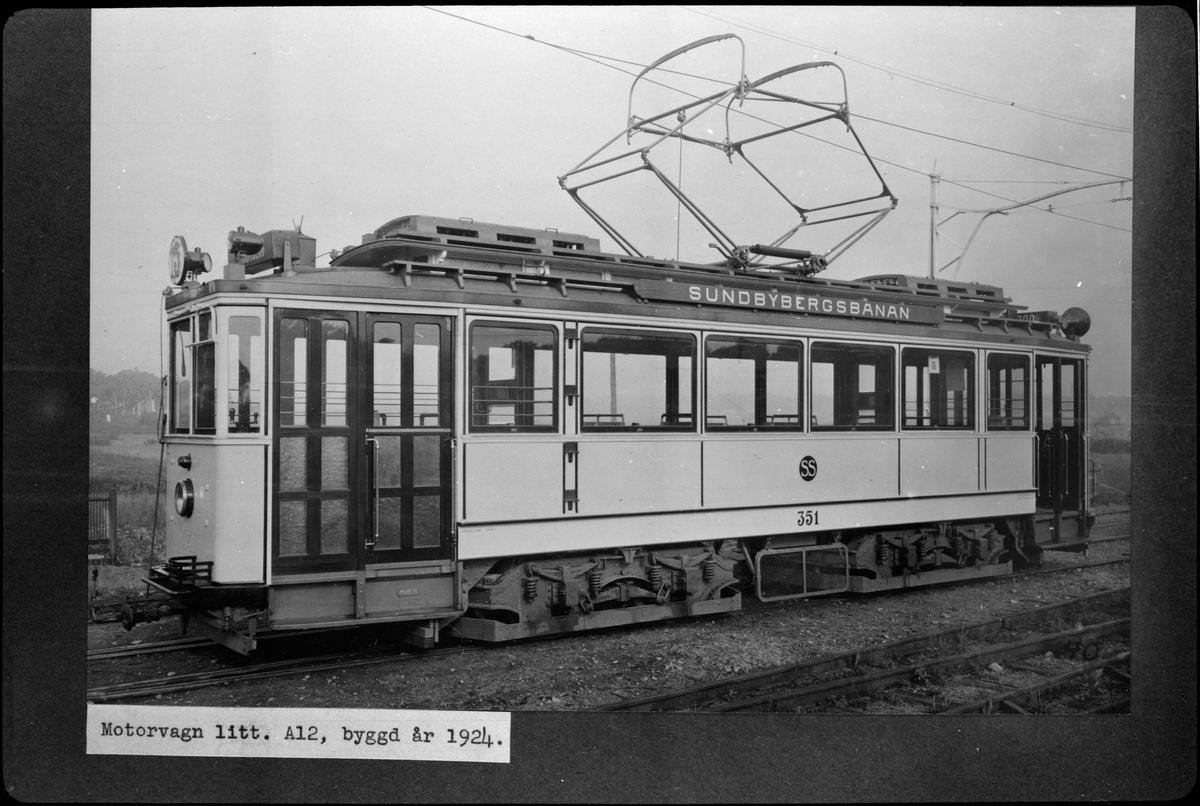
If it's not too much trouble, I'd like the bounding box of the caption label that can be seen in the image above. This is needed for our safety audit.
[87,704,510,763]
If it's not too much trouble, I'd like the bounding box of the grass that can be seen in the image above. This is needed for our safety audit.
[90,434,169,564]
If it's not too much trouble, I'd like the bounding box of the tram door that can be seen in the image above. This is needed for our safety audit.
[273,310,453,576]
[1034,355,1087,543]
[362,313,454,566]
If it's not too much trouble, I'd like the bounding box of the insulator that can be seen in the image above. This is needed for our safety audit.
[523,576,538,602]
[702,559,715,583]
[647,565,661,587]
[589,568,602,597]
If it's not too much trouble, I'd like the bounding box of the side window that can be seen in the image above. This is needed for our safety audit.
[170,317,192,433]
[227,315,263,433]
[582,329,695,431]
[470,323,558,431]
[810,342,894,431]
[194,311,216,434]
[705,337,803,429]
[987,353,1030,430]
[322,320,349,426]
[279,318,309,427]
[902,348,974,430]
[169,312,217,435]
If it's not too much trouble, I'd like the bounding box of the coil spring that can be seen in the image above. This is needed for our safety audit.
[523,576,538,602]
[951,531,964,557]
[589,568,602,597]
[876,539,889,567]
[917,534,930,559]
[647,565,661,588]
[702,559,715,583]
[988,531,1000,555]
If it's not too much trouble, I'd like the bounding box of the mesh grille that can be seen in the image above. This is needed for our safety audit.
[757,545,848,601]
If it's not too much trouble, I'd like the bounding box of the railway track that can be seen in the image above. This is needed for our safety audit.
[89,552,1130,663]
[86,642,485,703]
[88,636,211,661]
[597,586,1131,713]
[88,554,1129,703]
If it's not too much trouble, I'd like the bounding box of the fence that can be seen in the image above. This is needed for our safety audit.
[89,490,117,563]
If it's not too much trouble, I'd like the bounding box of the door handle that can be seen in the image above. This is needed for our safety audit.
[366,437,379,548]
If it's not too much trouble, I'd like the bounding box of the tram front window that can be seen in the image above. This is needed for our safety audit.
[169,311,217,435]
[226,315,263,433]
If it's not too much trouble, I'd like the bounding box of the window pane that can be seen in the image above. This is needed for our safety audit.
[321,436,348,489]
[901,348,974,430]
[470,324,557,430]
[412,436,441,487]
[278,437,308,491]
[320,499,348,555]
[986,353,1029,430]
[227,315,262,433]
[413,497,441,549]
[707,355,755,425]
[1061,361,1077,426]
[706,338,801,428]
[377,498,403,550]
[323,320,348,426]
[376,436,403,488]
[766,359,800,425]
[278,501,307,556]
[1038,361,1054,429]
[811,342,894,430]
[413,324,441,426]
[280,318,308,427]
[372,322,403,426]
[582,330,695,430]
[171,319,192,433]
[194,342,216,433]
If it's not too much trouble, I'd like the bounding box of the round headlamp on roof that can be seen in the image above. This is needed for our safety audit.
[168,235,212,285]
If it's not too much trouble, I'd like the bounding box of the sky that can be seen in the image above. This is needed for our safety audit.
[91,6,1134,395]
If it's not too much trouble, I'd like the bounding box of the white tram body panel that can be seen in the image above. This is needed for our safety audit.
[147,215,1091,651]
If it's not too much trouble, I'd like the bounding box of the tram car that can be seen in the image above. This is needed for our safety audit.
[142,213,1093,653]
[138,37,1093,653]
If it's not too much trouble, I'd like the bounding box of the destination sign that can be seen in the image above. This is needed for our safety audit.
[633,280,945,325]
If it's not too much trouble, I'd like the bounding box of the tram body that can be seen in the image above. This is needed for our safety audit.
[149,216,1092,652]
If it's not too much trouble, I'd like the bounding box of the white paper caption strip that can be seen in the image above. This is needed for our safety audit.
[88,704,511,763]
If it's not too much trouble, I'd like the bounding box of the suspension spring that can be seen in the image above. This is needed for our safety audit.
[589,568,602,597]
[988,530,1001,555]
[523,576,538,602]
[951,531,964,557]
[647,565,661,588]
[917,534,930,559]
[876,538,889,567]
[702,559,715,583]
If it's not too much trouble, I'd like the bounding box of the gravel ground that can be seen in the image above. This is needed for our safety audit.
[89,537,1130,712]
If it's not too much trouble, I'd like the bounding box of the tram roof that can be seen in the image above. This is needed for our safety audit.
[163,217,1091,351]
